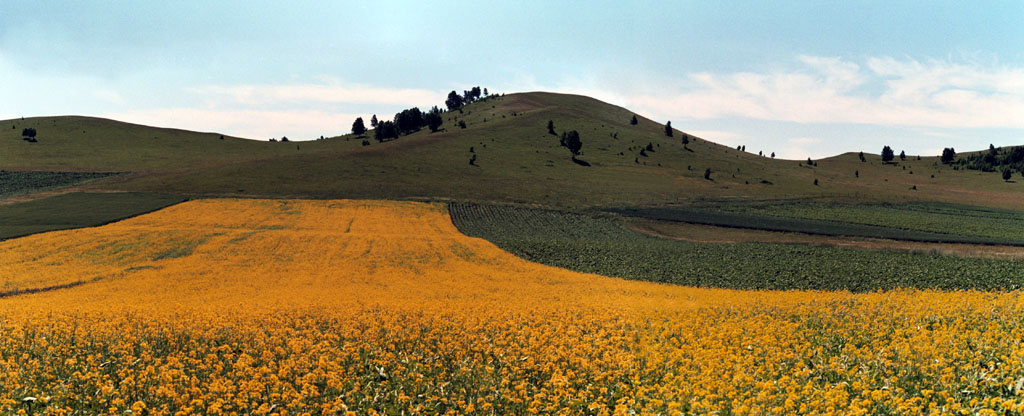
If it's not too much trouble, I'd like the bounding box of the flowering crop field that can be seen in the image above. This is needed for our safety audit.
[2,199,1024,415]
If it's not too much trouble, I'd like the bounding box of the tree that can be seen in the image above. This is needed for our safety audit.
[899,150,906,161]
[704,168,711,180]
[859,151,865,162]
[681,135,689,146]
[807,157,814,165]
[394,107,424,135]
[462,87,482,103]
[560,130,582,158]
[483,88,488,96]
[1003,168,1012,181]
[941,148,956,164]
[881,146,895,162]
[771,152,775,158]
[370,115,378,128]
[664,121,673,137]
[445,91,464,111]
[374,121,398,142]
[21,127,36,139]
[425,107,443,132]
[547,120,556,135]
[630,115,638,125]
[351,117,367,136]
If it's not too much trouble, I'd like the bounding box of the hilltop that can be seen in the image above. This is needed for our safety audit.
[3,92,1022,209]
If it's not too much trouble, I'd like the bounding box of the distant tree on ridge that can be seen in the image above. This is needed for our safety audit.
[351,117,367,136]
[881,146,895,162]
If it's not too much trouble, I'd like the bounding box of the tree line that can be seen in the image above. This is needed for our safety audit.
[350,86,492,142]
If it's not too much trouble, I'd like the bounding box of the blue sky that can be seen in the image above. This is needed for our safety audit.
[2,1,1022,158]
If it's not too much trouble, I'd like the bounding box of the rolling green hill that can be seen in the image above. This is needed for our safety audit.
[0,116,302,171]
[4,92,1022,210]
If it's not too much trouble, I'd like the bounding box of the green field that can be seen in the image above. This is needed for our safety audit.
[0,170,120,198]
[709,200,1024,241]
[0,192,189,240]
[451,203,1024,292]
[610,202,1024,246]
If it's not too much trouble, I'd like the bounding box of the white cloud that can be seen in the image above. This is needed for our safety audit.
[788,137,822,145]
[105,108,365,141]
[191,79,446,108]
[624,56,1024,129]
[101,80,457,140]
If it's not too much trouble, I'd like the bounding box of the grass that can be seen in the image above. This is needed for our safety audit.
[609,203,1024,246]
[0,192,188,240]
[0,170,120,198]
[0,116,302,171]
[6,92,1014,210]
[450,202,1024,292]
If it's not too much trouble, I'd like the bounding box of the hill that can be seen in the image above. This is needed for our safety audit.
[4,92,1023,209]
[0,115,301,171]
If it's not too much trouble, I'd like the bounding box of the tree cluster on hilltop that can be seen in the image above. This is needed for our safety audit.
[445,86,488,111]
[957,145,1024,175]
[366,106,445,142]
[354,85,490,142]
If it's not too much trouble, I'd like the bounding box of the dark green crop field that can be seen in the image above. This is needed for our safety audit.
[711,200,1024,242]
[451,203,1024,292]
[0,170,120,198]
[0,192,188,240]
[610,202,1024,246]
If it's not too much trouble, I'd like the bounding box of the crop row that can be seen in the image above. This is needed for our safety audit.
[706,200,1024,243]
[0,192,188,241]
[451,203,1024,292]
[609,204,1024,246]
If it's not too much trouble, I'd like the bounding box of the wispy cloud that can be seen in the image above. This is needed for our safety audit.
[191,79,447,108]
[106,108,365,141]
[624,56,1024,129]
[100,80,455,140]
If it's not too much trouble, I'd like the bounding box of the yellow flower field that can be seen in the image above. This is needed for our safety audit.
[1,199,1023,415]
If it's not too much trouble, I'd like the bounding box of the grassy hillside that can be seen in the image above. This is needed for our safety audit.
[4,93,1022,209]
[0,116,304,171]
[104,92,1024,208]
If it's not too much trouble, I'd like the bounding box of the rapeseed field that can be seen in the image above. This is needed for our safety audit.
[1,199,1023,415]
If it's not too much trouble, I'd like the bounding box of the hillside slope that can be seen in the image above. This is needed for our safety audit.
[109,92,1024,208]
[0,116,302,171]
[4,93,1022,208]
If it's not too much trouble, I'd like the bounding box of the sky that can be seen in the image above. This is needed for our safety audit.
[1,1,1022,159]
